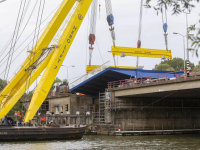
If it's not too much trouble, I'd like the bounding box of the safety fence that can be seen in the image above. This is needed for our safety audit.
[108,69,200,89]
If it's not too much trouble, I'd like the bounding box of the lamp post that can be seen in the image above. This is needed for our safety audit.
[61,65,75,81]
[173,32,194,75]
[173,33,186,72]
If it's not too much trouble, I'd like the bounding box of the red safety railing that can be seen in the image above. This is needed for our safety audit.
[108,69,199,89]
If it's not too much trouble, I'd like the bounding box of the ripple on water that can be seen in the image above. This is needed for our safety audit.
[0,134,200,150]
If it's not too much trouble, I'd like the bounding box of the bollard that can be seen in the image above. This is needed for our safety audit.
[55,115,59,125]
[61,112,64,124]
[76,111,80,126]
[86,111,90,125]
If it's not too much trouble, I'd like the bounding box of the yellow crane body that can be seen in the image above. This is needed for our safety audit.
[0,0,76,103]
[86,65,137,73]
[0,51,54,119]
[24,0,93,122]
[111,46,172,60]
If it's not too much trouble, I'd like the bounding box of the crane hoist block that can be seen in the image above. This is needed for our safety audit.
[107,14,114,26]
[111,46,173,60]
[89,34,95,45]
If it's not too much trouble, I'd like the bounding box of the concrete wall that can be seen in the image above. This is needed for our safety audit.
[70,95,93,115]
[47,97,70,114]
[110,97,200,130]
[47,95,93,115]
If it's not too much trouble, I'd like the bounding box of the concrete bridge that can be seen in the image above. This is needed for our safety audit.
[108,76,200,99]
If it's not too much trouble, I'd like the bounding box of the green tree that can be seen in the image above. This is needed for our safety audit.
[195,61,200,72]
[0,78,7,92]
[153,57,195,71]
[154,63,175,71]
[7,91,33,116]
[63,79,68,83]
[50,77,62,91]
[54,77,62,83]
[144,0,200,56]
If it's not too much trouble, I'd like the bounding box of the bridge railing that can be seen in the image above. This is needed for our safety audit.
[108,69,199,89]
[69,61,110,89]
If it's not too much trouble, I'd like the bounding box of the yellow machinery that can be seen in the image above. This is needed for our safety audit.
[0,0,173,122]
[86,46,172,73]
[111,46,172,60]
[86,65,137,73]
[0,0,93,122]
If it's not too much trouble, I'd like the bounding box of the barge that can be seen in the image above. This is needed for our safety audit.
[0,125,86,141]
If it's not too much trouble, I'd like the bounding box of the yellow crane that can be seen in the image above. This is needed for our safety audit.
[0,0,93,122]
[86,46,172,73]
[0,0,173,122]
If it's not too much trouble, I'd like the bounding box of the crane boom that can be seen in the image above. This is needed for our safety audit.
[0,50,54,119]
[0,0,76,103]
[24,0,93,122]
[0,0,93,121]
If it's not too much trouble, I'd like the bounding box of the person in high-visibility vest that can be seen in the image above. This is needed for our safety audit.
[17,111,20,116]
[19,114,23,125]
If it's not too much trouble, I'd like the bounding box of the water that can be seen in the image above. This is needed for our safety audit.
[0,134,200,150]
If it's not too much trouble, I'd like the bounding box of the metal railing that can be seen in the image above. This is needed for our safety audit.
[69,61,110,89]
[108,69,200,89]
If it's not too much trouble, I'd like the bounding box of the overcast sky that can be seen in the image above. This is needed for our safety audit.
[0,0,199,90]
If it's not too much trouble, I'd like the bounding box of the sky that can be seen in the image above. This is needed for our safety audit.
[0,0,199,90]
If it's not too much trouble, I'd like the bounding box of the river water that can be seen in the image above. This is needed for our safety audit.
[0,134,200,150]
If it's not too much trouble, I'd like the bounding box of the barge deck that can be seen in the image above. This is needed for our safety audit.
[0,125,86,141]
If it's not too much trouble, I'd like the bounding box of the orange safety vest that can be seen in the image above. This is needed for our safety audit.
[17,112,20,115]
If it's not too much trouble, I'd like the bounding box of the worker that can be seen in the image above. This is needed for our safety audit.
[19,114,23,126]
[134,76,137,84]
[17,111,20,116]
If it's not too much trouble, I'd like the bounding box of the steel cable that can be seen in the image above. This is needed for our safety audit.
[3,0,24,80]
[0,2,62,77]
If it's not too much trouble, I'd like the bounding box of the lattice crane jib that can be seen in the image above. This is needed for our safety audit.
[0,0,77,104]
[0,0,93,122]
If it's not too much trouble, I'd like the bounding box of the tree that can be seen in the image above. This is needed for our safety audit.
[7,91,33,116]
[144,0,200,56]
[0,78,7,92]
[153,57,195,71]
[50,77,62,91]
[195,61,200,72]
[54,77,62,83]
[154,63,175,71]
[63,79,68,83]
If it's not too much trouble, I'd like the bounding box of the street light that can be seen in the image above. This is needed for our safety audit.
[173,32,194,74]
[173,32,186,72]
[61,65,75,81]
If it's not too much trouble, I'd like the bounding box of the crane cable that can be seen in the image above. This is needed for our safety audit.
[0,2,62,79]
[162,6,168,51]
[0,0,6,3]
[88,0,98,65]
[105,0,116,67]
[4,0,27,80]
[136,0,144,67]
[25,0,45,94]
[0,0,33,60]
